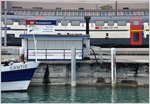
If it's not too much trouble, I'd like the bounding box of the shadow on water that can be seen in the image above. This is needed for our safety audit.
[1,86,149,103]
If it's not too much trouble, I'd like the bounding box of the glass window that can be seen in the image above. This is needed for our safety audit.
[134,32,139,42]
[91,22,94,27]
[133,20,140,26]
[117,21,127,26]
[61,20,69,26]
[95,21,104,26]
[107,21,114,26]
[71,21,80,26]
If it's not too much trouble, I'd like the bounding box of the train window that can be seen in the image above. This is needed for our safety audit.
[95,21,104,26]
[56,7,62,10]
[79,8,84,10]
[105,33,109,38]
[32,7,43,10]
[81,23,84,27]
[71,21,80,26]
[117,21,126,26]
[18,20,26,25]
[55,21,59,26]
[61,20,69,26]
[91,22,94,27]
[6,20,13,25]
[146,34,149,39]
[133,20,140,26]
[134,32,139,42]
[12,6,22,9]
[108,21,114,26]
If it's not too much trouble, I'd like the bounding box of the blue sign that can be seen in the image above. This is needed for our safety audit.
[35,20,56,25]
[2,27,10,30]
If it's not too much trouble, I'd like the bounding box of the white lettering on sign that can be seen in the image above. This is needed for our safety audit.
[102,26,118,29]
[10,64,28,70]
[27,25,55,34]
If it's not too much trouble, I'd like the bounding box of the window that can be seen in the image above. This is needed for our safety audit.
[56,7,61,10]
[95,21,104,26]
[134,32,139,42]
[133,20,140,26]
[91,22,94,27]
[61,20,69,26]
[123,7,129,9]
[146,34,149,39]
[71,21,80,26]
[107,21,114,26]
[79,8,84,10]
[117,21,127,26]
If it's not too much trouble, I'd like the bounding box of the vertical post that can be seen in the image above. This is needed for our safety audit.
[0,1,1,63]
[65,25,66,34]
[71,47,76,87]
[4,1,7,47]
[115,1,117,16]
[33,34,37,62]
[22,39,27,61]
[99,47,103,63]
[84,16,91,35]
[111,48,116,88]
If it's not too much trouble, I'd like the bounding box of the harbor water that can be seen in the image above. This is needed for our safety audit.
[1,85,149,103]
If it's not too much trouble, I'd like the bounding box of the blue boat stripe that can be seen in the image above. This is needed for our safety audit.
[2,68,37,82]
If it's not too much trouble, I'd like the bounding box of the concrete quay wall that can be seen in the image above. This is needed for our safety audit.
[30,61,149,87]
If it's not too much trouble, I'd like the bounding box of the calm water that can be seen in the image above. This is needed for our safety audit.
[1,86,149,103]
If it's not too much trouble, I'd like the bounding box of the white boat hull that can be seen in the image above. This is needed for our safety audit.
[1,62,40,92]
[2,81,30,92]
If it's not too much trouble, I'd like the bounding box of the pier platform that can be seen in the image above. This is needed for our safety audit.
[1,46,149,86]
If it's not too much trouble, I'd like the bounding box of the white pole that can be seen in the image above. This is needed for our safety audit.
[71,47,76,87]
[33,34,37,62]
[111,48,116,88]
[4,1,7,47]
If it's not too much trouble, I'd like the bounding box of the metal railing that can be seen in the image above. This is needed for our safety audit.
[2,8,149,16]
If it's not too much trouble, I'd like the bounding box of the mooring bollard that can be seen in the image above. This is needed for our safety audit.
[111,48,116,88]
[71,47,76,87]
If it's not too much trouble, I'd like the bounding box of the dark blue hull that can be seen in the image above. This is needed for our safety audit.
[2,68,37,82]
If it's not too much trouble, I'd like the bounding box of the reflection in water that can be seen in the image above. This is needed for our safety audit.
[111,88,117,103]
[71,87,76,103]
[1,86,149,103]
[1,92,29,103]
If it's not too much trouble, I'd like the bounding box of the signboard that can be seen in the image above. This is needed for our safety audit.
[2,27,10,30]
[27,25,55,34]
[95,26,118,30]
[26,20,56,25]
[26,20,56,34]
